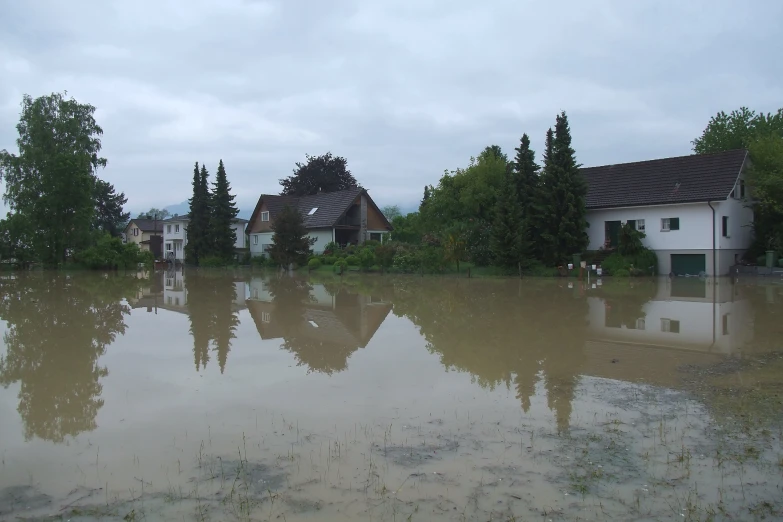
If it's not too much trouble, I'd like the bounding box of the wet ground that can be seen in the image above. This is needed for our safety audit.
[0,271,781,521]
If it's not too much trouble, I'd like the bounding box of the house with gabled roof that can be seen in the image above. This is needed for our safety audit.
[246,187,393,256]
[123,218,163,258]
[582,149,752,276]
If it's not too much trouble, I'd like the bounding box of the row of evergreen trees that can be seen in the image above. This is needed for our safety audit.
[186,160,240,265]
[490,111,588,268]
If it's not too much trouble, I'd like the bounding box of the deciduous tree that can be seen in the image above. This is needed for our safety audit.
[279,152,359,196]
[0,92,107,266]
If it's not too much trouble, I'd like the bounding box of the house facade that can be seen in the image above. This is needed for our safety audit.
[123,218,163,257]
[246,187,393,257]
[162,216,249,262]
[582,149,752,276]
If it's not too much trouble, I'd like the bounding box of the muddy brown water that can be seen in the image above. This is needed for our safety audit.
[0,271,781,521]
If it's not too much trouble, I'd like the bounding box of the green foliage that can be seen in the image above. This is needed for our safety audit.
[490,165,529,269]
[358,247,375,270]
[75,234,147,270]
[268,204,315,268]
[333,258,348,272]
[185,162,211,265]
[537,112,589,265]
[0,213,36,267]
[345,255,359,266]
[323,255,337,265]
[137,208,169,219]
[209,159,240,261]
[279,152,360,196]
[0,92,108,266]
[390,212,423,243]
[381,205,402,221]
[93,180,129,237]
[251,255,269,268]
[308,257,322,270]
[374,242,396,271]
[322,241,340,255]
[602,250,658,276]
[613,268,631,278]
[199,255,229,268]
[443,227,468,272]
[617,222,646,256]
[692,107,783,154]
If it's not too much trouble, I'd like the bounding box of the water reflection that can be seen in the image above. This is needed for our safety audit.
[0,273,144,442]
[246,276,392,374]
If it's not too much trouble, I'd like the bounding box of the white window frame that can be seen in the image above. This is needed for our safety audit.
[261,211,269,222]
[166,225,171,234]
[133,228,139,236]
[661,218,670,232]
[253,235,259,245]
[636,219,645,232]
[166,243,172,251]
[175,224,180,233]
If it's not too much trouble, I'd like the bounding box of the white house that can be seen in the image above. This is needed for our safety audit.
[162,216,249,262]
[246,187,393,257]
[583,149,752,276]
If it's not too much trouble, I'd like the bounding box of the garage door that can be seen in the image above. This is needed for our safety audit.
[670,254,706,276]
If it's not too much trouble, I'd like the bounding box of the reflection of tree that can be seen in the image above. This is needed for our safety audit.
[0,273,143,443]
[390,278,589,432]
[185,274,240,373]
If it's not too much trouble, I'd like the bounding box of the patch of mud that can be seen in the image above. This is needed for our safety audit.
[0,485,53,519]
[374,438,459,467]
[285,496,323,513]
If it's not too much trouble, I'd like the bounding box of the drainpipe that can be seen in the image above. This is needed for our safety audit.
[707,201,716,277]
[707,201,717,352]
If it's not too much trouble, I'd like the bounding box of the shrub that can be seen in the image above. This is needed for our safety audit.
[374,243,396,271]
[358,247,375,270]
[308,258,322,270]
[614,268,631,277]
[251,255,269,268]
[200,255,228,268]
[392,250,419,273]
[323,255,337,265]
[333,258,348,273]
[756,255,766,266]
[618,222,646,256]
[346,255,359,266]
[322,241,340,255]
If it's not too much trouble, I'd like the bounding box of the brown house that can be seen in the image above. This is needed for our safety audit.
[246,187,393,256]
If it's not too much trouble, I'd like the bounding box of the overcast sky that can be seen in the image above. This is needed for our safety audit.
[1,0,781,214]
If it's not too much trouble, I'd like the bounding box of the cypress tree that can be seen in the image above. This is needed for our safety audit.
[513,133,540,255]
[185,162,212,265]
[490,165,529,270]
[538,112,588,265]
[209,159,239,261]
[537,128,558,264]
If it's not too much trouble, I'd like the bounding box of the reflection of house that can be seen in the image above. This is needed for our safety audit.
[128,274,164,312]
[160,270,246,313]
[246,279,392,373]
[588,279,753,355]
[583,149,752,275]
[246,187,393,256]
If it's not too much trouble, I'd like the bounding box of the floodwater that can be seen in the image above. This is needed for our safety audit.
[0,271,781,521]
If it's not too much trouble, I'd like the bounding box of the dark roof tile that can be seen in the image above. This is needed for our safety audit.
[129,218,163,232]
[582,149,747,210]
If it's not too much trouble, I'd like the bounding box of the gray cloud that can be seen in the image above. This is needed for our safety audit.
[1,0,781,213]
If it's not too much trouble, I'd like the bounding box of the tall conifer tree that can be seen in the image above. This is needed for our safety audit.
[490,164,529,270]
[185,162,212,265]
[209,159,239,261]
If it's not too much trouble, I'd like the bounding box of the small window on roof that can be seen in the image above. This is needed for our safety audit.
[308,207,318,215]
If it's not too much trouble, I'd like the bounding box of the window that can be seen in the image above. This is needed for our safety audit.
[166,243,172,251]
[167,296,172,305]
[722,216,729,237]
[740,179,745,198]
[253,288,259,299]
[661,318,681,333]
[261,211,269,222]
[262,312,271,323]
[635,318,646,330]
[175,224,180,233]
[167,225,171,234]
[722,314,730,335]
[370,232,382,242]
[253,235,259,245]
[133,228,139,236]
[308,207,318,215]
[636,219,645,232]
[661,217,680,231]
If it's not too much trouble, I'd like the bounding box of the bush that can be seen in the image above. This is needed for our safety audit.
[76,234,148,270]
[358,247,375,270]
[346,255,359,266]
[200,255,229,268]
[323,255,337,265]
[322,241,340,255]
[308,258,322,270]
[756,255,766,266]
[614,268,631,277]
[779,258,783,268]
[251,255,269,268]
[333,258,348,273]
[602,250,658,276]
[392,250,419,273]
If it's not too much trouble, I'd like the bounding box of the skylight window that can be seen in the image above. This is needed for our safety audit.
[308,207,318,215]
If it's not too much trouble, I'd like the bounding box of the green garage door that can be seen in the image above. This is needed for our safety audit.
[671,254,706,276]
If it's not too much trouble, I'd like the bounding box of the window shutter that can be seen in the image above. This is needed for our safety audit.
[670,218,680,230]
